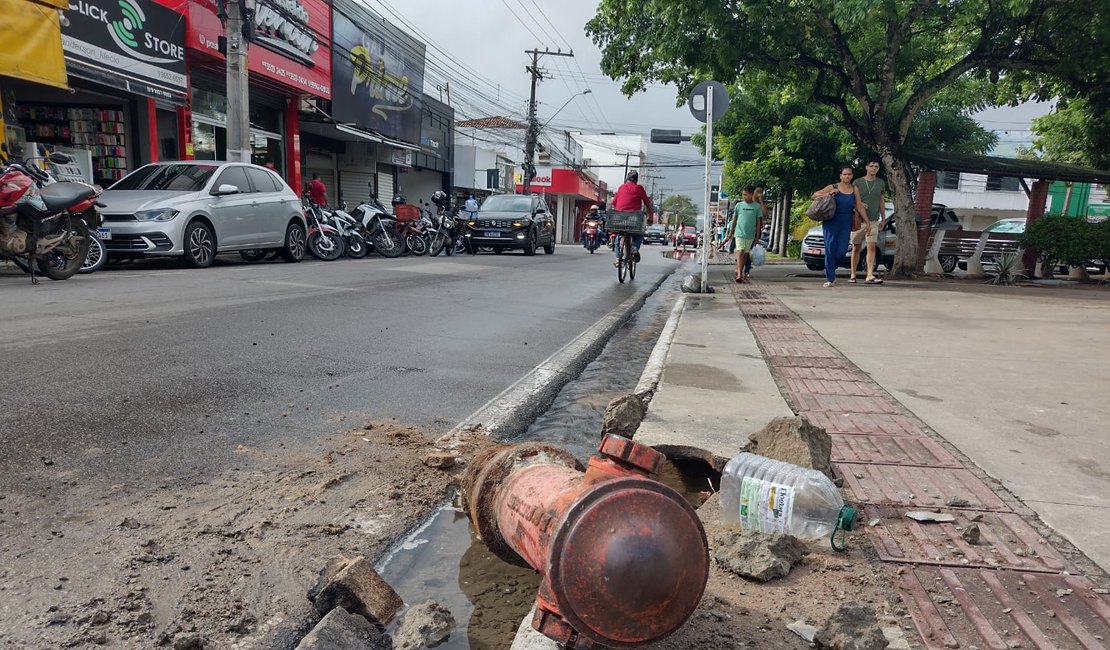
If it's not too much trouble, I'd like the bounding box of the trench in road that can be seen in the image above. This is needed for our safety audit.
[377,273,684,649]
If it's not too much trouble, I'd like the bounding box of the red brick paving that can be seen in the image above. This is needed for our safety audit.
[726,278,1107,650]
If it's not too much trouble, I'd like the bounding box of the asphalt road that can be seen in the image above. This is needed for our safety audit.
[0,244,678,493]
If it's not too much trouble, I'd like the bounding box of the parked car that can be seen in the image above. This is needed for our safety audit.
[953,217,1106,274]
[801,204,962,272]
[676,225,698,247]
[97,161,307,268]
[643,224,667,245]
[463,194,555,255]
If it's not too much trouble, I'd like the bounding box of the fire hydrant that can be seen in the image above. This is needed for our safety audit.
[461,434,709,649]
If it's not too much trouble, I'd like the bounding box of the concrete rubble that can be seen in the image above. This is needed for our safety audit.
[744,415,834,477]
[294,607,392,650]
[308,555,404,628]
[600,393,646,437]
[814,603,888,650]
[392,599,455,650]
[713,529,809,582]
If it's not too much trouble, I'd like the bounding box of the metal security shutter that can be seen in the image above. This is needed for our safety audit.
[305,153,335,203]
[377,163,395,202]
[339,170,376,208]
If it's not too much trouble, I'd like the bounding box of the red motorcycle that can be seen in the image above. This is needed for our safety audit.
[583,218,602,253]
[0,153,98,283]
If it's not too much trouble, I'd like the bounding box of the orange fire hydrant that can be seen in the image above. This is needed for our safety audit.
[461,434,709,649]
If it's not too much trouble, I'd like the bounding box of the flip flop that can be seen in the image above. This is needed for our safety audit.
[823,281,834,288]
[865,278,884,285]
[848,278,857,283]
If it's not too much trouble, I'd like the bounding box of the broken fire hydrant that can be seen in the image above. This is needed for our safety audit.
[461,434,709,649]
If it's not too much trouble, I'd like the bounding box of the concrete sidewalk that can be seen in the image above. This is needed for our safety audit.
[633,262,1110,649]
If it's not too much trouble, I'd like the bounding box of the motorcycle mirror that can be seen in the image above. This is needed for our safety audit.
[48,152,72,165]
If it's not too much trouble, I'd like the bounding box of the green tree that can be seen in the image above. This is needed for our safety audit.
[661,194,697,226]
[1023,97,1110,169]
[587,0,1107,278]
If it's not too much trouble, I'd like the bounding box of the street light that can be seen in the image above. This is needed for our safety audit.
[541,89,592,131]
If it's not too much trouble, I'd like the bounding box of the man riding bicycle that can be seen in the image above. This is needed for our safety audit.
[612,171,653,267]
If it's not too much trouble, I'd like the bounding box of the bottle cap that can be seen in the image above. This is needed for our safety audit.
[830,505,858,552]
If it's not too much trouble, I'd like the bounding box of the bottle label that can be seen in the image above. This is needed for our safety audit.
[739,476,795,534]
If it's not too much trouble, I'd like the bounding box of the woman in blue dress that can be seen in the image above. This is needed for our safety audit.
[812,166,866,287]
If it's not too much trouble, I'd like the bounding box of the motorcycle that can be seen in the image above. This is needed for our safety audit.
[328,203,369,259]
[0,153,98,283]
[303,203,345,261]
[347,189,406,258]
[583,218,602,253]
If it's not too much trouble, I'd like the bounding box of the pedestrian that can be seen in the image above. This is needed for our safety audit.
[306,172,328,207]
[743,184,770,277]
[812,166,866,288]
[464,194,479,219]
[731,185,763,283]
[850,159,886,284]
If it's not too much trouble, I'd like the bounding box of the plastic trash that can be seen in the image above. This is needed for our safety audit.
[750,243,766,266]
[720,452,856,550]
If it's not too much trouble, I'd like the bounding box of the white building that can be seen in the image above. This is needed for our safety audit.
[572,133,647,203]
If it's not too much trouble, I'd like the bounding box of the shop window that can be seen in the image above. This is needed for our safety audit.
[986,174,1020,192]
[192,89,227,122]
[939,171,960,190]
[16,103,129,184]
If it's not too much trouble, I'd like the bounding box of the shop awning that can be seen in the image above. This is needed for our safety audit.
[300,120,384,143]
[0,0,68,89]
[379,135,421,152]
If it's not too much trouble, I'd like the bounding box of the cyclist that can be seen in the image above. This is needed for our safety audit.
[612,171,653,267]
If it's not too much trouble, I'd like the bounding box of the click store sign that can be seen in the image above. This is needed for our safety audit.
[185,0,331,99]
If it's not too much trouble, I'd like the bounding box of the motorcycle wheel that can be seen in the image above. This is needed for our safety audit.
[406,233,428,256]
[428,231,447,257]
[345,234,369,259]
[308,231,345,261]
[79,232,107,274]
[370,228,406,258]
[37,219,91,281]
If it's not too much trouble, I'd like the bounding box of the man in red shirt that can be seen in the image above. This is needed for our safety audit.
[611,171,653,265]
[306,173,328,207]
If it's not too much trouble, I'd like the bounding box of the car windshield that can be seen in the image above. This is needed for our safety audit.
[684,226,696,233]
[647,225,665,232]
[481,195,532,212]
[111,164,219,192]
[985,219,1025,233]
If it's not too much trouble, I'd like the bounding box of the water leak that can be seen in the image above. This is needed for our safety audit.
[377,277,683,648]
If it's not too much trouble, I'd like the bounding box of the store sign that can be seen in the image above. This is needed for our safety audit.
[185,0,331,99]
[331,10,425,145]
[391,148,412,167]
[61,0,187,101]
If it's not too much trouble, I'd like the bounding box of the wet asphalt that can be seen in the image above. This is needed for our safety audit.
[0,245,678,493]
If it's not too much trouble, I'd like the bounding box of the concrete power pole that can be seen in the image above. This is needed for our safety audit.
[225,0,252,163]
[523,48,574,194]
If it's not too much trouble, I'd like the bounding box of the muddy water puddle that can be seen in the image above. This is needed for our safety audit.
[377,279,683,648]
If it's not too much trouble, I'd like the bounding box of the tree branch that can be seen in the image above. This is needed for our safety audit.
[813,91,868,145]
[813,9,873,119]
[876,0,936,123]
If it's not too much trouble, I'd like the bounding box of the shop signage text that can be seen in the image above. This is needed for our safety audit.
[253,0,317,65]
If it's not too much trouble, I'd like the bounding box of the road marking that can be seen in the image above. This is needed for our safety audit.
[250,280,358,291]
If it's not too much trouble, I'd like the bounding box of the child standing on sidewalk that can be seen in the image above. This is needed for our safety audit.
[732,186,763,283]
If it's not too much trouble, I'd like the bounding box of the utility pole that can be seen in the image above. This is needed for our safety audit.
[523,48,574,194]
[224,0,252,163]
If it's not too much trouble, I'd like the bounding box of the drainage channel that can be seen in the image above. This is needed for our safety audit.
[377,275,683,649]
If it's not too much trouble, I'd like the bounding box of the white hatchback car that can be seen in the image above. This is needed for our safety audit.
[98,161,307,267]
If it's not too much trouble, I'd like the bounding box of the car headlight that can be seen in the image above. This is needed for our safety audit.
[135,208,179,222]
[512,221,525,228]
[467,220,476,227]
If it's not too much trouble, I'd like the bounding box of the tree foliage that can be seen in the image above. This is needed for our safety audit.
[587,0,1108,277]
[1023,97,1110,169]
[661,194,697,225]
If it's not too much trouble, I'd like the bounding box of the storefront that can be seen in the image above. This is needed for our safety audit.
[1,0,187,183]
[515,167,606,243]
[1,0,68,159]
[183,0,331,193]
[396,94,453,205]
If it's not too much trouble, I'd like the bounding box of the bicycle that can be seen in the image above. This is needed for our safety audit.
[607,210,647,284]
[615,232,637,283]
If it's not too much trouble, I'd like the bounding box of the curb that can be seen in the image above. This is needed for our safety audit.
[633,293,686,399]
[437,266,677,449]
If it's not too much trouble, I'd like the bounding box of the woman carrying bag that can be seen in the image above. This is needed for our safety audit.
[811,166,866,287]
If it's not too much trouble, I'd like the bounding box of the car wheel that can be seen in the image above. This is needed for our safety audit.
[543,238,555,254]
[183,221,216,268]
[805,262,823,271]
[280,222,307,262]
[940,254,958,274]
[523,229,537,256]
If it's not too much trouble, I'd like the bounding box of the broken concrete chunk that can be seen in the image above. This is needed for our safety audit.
[393,600,455,650]
[600,394,646,438]
[945,496,971,508]
[744,416,833,478]
[905,511,956,523]
[713,529,808,582]
[422,452,456,470]
[309,555,403,627]
[295,607,392,650]
[961,523,982,545]
[814,603,887,650]
[787,620,818,642]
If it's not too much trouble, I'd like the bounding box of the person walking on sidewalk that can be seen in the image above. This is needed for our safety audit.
[305,173,329,207]
[850,160,886,284]
[612,171,653,267]
[812,166,865,288]
[731,186,763,283]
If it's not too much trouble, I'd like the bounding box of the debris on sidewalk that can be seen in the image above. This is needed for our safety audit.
[787,620,818,642]
[393,599,455,650]
[905,510,956,523]
[961,523,982,544]
[743,415,833,478]
[713,529,808,581]
[309,555,403,627]
[421,451,456,469]
[600,393,646,437]
[295,607,392,650]
[681,274,714,293]
[813,603,887,650]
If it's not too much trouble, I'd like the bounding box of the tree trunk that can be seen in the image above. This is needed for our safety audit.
[781,189,793,256]
[770,195,783,254]
[881,152,919,279]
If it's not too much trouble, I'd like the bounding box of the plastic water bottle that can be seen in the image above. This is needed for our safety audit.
[719,453,857,545]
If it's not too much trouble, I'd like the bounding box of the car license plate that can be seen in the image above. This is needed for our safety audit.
[97,228,112,240]
[484,231,500,238]
[806,247,820,255]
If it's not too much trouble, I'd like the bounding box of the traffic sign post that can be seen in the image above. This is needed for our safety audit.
[688,81,728,292]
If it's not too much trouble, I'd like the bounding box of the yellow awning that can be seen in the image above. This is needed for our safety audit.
[0,0,68,89]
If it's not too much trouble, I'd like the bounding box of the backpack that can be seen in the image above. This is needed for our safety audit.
[806,194,836,222]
